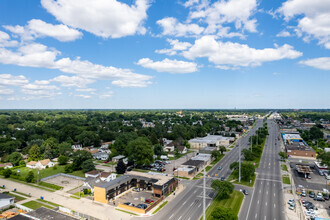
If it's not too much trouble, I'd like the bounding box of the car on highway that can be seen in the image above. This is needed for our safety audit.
[218,166,222,170]
[220,176,225,181]
[309,192,315,198]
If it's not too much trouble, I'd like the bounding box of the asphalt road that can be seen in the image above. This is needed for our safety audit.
[135,119,264,220]
[242,119,285,220]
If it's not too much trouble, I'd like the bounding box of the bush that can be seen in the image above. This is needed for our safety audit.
[3,169,12,178]
[83,188,88,195]
[25,171,34,183]
[64,164,73,173]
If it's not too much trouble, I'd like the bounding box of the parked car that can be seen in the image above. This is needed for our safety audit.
[243,189,248,195]
[323,194,329,200]
[290,163,294,168]
[309,192,315,198]
[301,191,306,197]
[127,167,132,171]
[124,202,134,206]
[314,197,325,202]
[137,204,148,209]
[288,199,295,206]
[173,168,177,171]
[145,199,154,204]
[133,188,140,192]
[317,192,323,198]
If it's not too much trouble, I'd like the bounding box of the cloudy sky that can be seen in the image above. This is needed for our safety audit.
[0,0,329,109]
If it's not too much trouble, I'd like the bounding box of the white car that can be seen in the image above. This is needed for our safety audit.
[323,188,329,194]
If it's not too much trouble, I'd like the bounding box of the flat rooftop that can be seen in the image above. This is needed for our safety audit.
[286,142,314,152]
[189,135,226,144]
[296,164,312,173]
[26,207,78,220]
[283,134,302,140]
[126,171,173,186]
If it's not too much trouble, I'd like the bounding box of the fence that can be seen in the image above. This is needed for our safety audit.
[40,173,85,182]
[58,206,100,220]
[14,203,33,212]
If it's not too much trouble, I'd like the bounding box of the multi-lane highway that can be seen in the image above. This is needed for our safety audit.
[138,119,264,220]
[241,118,285,220]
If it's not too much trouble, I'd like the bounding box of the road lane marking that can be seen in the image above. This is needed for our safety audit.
[198,203,201,208]
[169,214,174,219]
[190,202,193,207]
[266,202,267,206]
[266,191,268,195]
[257,200,259,204]
[178,216,182,220]
[274,203,276,208]
[183,201,187,205]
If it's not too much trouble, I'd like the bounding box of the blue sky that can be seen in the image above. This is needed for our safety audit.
[0,0,329,109]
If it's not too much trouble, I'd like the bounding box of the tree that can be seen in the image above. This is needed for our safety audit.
[242,149,254,161]
[3,168,12,178]
[76,131,100,147]
[211,180,234,199]
[230,162,239,170]
[318,152,330,167]
[81,159,95,173]
[28,145,40,161]
[211,207,237,220]
[310,126,323,140]
[241,162,255,181]
[58,155,69,165]
[7,152,22,166]
[58,142,73,156]
[211,151,221,160]
[154,144,163,156]
[116,160,127,174]
[127,137,154,167]
[278,151,288,160]
[44,145,53,159]
[72,150,93,170]
[25,171,34,183]
[219,146,226,154]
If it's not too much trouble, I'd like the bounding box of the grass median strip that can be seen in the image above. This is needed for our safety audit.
[201,190,244,220]
[152,201,168,214]
[281,164,288,171]
[282,175,291,184]
[11,191,31,197]
[3,192,26,201]
[37,199,61,207]
[22,201,54,210]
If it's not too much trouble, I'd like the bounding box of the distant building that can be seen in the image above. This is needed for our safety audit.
[0,163,13,169]
[189,135,233,149]
[92,152,109,161]
[72,144,83,150]
[176,146,187,154]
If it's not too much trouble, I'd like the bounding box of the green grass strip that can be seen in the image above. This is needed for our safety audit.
[152,201,168,214]
[21,200,54,210]
[37,199,61,207]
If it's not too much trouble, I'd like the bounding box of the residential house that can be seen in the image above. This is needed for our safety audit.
[26,161,37,169]
[85,170,100,178]
[72,144,83,151]
[0,193,14,210]
[0,163,13,169]
[112,155,127,164]
[100,172,116,182]
[176,146,187,154]
[92,152,109,161]
[163,142,175,152]
[26,159,54,170]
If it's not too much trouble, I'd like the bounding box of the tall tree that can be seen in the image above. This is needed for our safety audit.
[211,180,234,199]
[81,159,95,173]
[72,150,93,170]
[7,152,22,166]
[28,145,40,161]
[127,137,154,167]
[115,160,127,174]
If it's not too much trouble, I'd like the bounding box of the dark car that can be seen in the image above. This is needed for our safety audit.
[220,176,225,181]
[314,197,325,202]
[124,202,134,206]
[137,204,148,209]
[243,189,248,195]
[309,192,315,198]
[218,166,222,170]
[324,194,329,200]
[290,163,294,168]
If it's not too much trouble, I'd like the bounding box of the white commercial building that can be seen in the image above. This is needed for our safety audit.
[189,135,234,149]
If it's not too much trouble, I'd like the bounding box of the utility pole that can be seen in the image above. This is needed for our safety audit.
[203,167,206,220]
[239,139,241,183]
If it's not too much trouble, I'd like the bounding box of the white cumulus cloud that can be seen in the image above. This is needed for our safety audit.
[155,39,192,56]
[4,19,82,42]
[0,74,29,86]
[299,57,330,70]
[182,35,302,68]
[157,17,204,37]
[41,0,150,38]
[137,58,198,74]
[278,0,330,49]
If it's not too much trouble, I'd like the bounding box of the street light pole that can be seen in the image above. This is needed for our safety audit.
[203,167,206,220]
[239,139,241,183]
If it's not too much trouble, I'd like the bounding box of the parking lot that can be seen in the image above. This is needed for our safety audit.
[290,162,330,191]
[115,189,159,208]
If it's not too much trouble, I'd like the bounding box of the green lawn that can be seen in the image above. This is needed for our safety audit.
[205,166,212,172]
[37,199,61,207]
[12,165,85,180]
[281,164,288,171]
[38,181,63,190]
[73,191,89,198]
[22,200,54,210]
[282,175,291,184]
[3,192,26,201]
[12,191,31,197]
[193,172,204,180]
[211,154,225,165]
[227,173,256,187]
[153,201,168,214]
[202,190,244,220]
